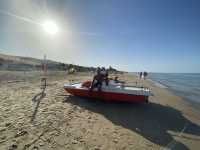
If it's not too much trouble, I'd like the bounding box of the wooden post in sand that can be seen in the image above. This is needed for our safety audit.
[30,54,47,122]
[43,54,47,77]
[41,54,47,91]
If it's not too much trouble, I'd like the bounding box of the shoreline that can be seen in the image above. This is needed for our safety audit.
[147,76,200,115]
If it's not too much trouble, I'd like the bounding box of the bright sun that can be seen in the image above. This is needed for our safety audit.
[42,20,59,35]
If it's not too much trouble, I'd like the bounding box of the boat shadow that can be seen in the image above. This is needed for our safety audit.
[64,96,200,150]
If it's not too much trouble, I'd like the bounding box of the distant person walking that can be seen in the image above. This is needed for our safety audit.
[143,71,148,80]
[139,72,142,79]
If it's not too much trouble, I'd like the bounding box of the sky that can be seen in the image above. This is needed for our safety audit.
[0,0,200,73]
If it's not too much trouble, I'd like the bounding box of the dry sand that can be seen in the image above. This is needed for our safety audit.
[0,71,200,150]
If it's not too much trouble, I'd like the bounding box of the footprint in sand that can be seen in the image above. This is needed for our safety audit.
[14,130,28,138]
[8,144,18,150]
[32,146,39,150]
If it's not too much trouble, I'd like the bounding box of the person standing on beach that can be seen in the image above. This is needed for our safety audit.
[143,71,148,80]
[139,72,142,79]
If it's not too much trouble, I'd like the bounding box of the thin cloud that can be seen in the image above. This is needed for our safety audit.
[0,9,103,37]
[79,31,103,37]
[0,9,41,26]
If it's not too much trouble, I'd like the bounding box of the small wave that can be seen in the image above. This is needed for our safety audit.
[147,79,167,89]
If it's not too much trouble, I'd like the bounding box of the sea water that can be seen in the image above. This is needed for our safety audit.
[148,73,200,104]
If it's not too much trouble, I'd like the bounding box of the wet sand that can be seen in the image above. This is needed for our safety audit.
[0,71,200,150]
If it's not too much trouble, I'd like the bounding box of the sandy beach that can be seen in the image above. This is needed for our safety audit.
[0,71,200,150]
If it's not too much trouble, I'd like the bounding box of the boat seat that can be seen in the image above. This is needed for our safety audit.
[81,80,92,88]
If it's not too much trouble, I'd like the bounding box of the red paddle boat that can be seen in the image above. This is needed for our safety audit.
[64,80,152,103]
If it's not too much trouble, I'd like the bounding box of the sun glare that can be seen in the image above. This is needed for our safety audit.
[42,20,59,35]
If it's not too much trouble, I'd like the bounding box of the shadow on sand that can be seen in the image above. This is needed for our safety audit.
[64,96,200,150]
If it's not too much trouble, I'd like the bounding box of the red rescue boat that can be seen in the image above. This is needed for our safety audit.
[64,80,152,103]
